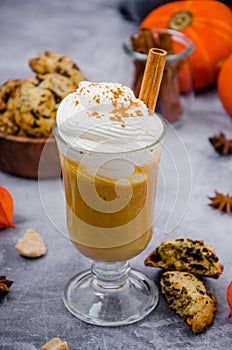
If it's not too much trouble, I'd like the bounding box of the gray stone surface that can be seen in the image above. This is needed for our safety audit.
[0,0,232,349]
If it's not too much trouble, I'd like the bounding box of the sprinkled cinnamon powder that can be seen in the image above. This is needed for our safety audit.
[92,111,102,118]
[93,95,101,104]
[87,111,103,118]
[72,83,146,129]
[111,105,145,118]
[110,87,125,101]
[110,115,123,122]
[135,110,143,116]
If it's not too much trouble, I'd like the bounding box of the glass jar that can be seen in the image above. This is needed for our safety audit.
[123,28,194,127]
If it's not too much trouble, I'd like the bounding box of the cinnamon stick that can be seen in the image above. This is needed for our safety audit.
[130,29,184,123]
[131,28,158,54]
[157,63,183,124]
[130,29,159,98]
[158,33,174,55]
[133,60,146,98]
[139,48,167,114]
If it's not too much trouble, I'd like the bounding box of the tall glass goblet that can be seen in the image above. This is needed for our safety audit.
[54,111,165,326]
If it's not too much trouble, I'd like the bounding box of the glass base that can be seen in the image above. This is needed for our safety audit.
[63,262,159,326]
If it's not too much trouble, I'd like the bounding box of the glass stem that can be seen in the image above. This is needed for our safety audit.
[91,261,131,290]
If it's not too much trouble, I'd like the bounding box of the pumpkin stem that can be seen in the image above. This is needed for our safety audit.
[169,10,192,31]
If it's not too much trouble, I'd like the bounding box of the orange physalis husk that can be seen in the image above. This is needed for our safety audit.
[0,187,15,229]
[227,281,232,318]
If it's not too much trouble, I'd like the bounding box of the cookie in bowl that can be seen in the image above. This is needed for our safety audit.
[29,50,85,86]
[0,51,86,178]
[0,78,23,112]
[13,73,76,138]
[0,79,24,135]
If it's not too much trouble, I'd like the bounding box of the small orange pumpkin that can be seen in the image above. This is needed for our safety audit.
[141,0,232,91]
[0,187,14,229]
[218,53,232,118]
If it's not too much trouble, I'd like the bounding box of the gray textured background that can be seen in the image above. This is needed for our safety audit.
[0,1,232,349]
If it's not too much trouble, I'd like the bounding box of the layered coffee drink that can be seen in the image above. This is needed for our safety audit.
[56,81,164,262]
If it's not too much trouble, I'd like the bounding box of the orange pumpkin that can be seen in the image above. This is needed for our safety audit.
[0,187,14,229]
[141,0,232,91]
[217,53,232,118]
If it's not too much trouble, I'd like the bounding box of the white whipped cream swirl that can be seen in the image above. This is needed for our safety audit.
[56,81,164,153]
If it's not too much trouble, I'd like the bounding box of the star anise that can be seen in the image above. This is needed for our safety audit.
[208,191,232,215]
[0,275,13,296]
[209,132,232,156]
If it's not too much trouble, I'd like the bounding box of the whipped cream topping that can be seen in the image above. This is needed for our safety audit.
[56,81,164,153]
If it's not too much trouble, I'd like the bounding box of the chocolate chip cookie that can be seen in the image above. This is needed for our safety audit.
[0,79,24,134]
[160,271,217,334]
[29,50,85,86]
[0,52,85,137]
[144,238,223,278]
[13,73,75,137]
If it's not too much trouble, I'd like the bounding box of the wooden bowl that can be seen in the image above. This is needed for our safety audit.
[0,132,61,179]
